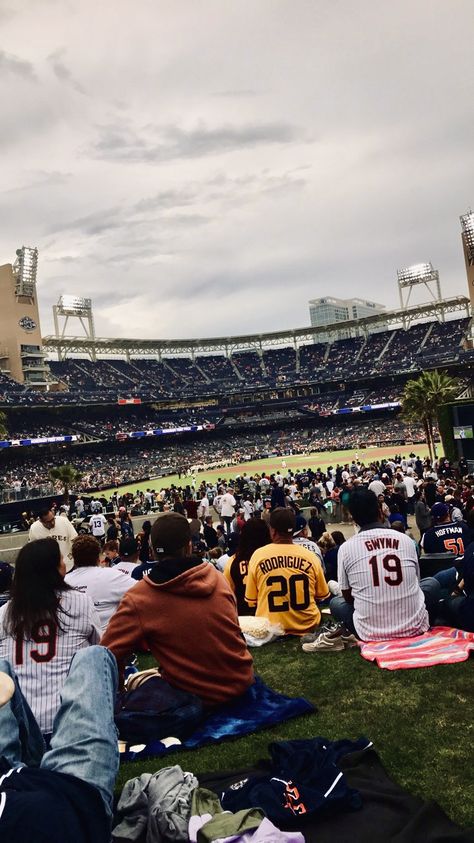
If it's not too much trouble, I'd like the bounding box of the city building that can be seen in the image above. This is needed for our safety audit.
[308,296,386,340]
[0,247,50,387]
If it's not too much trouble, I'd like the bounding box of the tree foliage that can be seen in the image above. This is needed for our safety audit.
[49,464,83,503]
[402,370,461,461]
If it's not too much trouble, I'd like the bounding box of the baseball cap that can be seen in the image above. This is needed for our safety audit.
[293,515,307,536]
[151,513,191,555]
[0,562,13,593]
[270,507,296,534]
[119,537,138,558]
[431,502,449,521]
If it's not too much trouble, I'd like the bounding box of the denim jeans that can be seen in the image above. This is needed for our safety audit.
[0,646,119,817]
[329,577,442,637]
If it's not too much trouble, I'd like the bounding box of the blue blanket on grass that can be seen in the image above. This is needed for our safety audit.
[119,675,315,762]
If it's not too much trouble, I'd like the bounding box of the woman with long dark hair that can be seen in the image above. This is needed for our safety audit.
[223,519,271,615]
[136,520,152,562]
[0,538,101,736]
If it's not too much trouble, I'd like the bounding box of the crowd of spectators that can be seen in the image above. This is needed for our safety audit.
[0,316,468,406]
[0,415,431,501]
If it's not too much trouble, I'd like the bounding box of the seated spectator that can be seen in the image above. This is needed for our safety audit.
[437,541,474,632]
[203,515,218,549]
[114,537,140,575]
[101,513,254,706]
[223,519,271,615]
[292,515,324,564]
[65,535,136,633]
[245,507,330,635]
[216,524,227,550]
[0,646,119,843]
[0,563,13,608]
[101,540,120,566]
[329,489,440,642]
[421,503,471,562]
[321,531,346,581]
[0,539,101,736]
[136,520,152,562]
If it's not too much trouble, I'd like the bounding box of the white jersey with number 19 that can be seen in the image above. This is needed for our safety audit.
[337,528,429,641]
[0,590,101,733]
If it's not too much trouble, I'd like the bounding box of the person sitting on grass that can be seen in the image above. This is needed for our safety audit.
[328,489,441,643]
[65,534,136,634]
[101,512,254,707]
[245,507,330,635]
[223,518,271,615]
[0,646,119,843]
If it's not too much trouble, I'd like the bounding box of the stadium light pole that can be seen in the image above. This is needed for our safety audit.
[460,210,474,344]
[397,262,442,327]
[53,295,96,361]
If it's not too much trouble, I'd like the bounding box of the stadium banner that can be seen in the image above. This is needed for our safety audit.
[118,398,142,405]
[114,424,212,440]
[0,434,80,449]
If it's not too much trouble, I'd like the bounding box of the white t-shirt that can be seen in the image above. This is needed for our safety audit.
[28,518,78,570]
[198,497,210,518]
[65,566,136,632]
[403,476,417,498]
[221,493,236,517]
[0,590,101,733]
[337,527,429,641]
[368,480,386,498]
[89,513,107,537]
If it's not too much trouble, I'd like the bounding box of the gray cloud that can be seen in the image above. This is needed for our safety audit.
[47,49,85,93]
[0,49,35,79]
[91,121,299,163]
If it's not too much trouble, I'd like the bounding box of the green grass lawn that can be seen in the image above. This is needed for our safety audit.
[118,638,474,828]
[110,443,431,498]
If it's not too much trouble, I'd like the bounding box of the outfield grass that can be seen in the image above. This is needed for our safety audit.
[110,443,431,498]
[118,638,474,828]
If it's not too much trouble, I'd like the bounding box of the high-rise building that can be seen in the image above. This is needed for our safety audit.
[0,247,50,387]
[308,296,386,339]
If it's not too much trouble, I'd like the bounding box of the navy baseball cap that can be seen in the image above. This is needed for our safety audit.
[431,502,449,521]
[293,515,307,536]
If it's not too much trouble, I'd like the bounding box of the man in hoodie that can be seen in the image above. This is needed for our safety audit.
[101,513,254,707]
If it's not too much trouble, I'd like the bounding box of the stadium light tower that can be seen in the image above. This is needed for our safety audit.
[397,262,442,327]
[460,209,474,344]
[53,295,96,361]
[12,246,38,298]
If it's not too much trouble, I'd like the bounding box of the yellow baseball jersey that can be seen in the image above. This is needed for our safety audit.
[245,542,329,634]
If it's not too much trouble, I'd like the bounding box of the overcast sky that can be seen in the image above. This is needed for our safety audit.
[1,0,473,340]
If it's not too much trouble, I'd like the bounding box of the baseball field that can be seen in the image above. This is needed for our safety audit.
[112,443,432,497]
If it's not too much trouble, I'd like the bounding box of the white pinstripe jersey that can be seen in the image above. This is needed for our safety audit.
[0,590,101,733]
[337,528,429,640]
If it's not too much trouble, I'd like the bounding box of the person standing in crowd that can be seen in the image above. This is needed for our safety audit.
[65,535,136,633]
[102,513,254,706]
[28,508,78,570]
[414,489,432,539]
[308,507,326,541]
[89,509,107,545]
[136,520,152,562]
[0,539,101,737]
[203,515,218,549]
[220,489,236,535]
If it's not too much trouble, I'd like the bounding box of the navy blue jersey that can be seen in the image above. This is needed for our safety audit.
[421,522,471,561]
[0,763,109,843]
[131,561,157,581]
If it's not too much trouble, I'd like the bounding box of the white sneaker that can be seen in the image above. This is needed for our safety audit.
[0,672,15,707]
[327,580,342,597]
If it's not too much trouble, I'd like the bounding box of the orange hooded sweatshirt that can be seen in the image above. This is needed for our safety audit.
[101,559,254,706]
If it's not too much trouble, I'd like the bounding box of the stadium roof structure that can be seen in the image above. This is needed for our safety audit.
[42,295,471,360]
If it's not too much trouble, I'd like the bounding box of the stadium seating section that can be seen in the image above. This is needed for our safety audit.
[0,316,469,407]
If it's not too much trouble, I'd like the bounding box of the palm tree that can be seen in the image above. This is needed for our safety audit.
[49,464,83,504]
[402,370,461,462]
